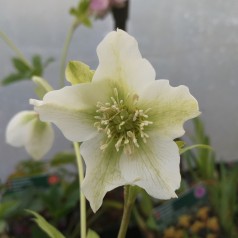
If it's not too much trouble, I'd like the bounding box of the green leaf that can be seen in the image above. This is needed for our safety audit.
[43,57,54,68]
[180,144,212,155]
[146,215,159,230]
[26,210,66,238]
[31,55,43,76]
[0,200,19,218]
[138,189,153,217]
[80,17,92,27]
[87,229,100,238]
[1,73,25,85]
[12,57,31,72]
[32,76,53,99]
[69,0,92,28]
[78,0,90,13]
[65,61,94,85]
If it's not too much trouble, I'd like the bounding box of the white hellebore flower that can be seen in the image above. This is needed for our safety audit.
[30,29,200,212]
[6,111,54,160]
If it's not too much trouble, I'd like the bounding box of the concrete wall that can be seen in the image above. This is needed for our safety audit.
[1,0,238,180]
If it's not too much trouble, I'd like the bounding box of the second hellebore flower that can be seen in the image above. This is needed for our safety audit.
[6,111,54,160]
[30,30,200,212]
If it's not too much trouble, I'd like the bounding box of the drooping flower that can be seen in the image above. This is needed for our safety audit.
[6,110,54,160]
[30,29,200,212]
[90,0,110,12]
[89,0,127,18]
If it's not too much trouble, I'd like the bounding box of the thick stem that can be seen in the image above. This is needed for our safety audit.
[73,142,86,238]
[59,20,80,88]
[117,186,137,238]
[0,31,31,67]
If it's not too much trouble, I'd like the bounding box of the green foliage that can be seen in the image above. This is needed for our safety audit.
[209,164,238,238]
[8,159,47,179]
[27,210,66,238]
[182,118,238,236]
[182,117,216,180]
[1,55,53,86]
[0,200,20,219]
[132,188,160,237]
[70,0,92,27]
[0,156,82,237]
[65,61,94,85]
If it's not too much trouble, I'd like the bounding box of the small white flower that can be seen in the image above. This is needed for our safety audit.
[30,30,200,212]
[6,110,54,160]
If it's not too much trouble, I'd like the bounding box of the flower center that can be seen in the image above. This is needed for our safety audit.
[94,88,153,155]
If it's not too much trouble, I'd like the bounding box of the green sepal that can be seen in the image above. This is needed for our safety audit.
[26,210,66,238]
[65,61,94,85]
[87,229,100,238]
[32,76,53,99]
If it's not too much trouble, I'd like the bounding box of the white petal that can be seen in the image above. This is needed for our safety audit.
[140,80,200,139]
[81,135,126,212]
[6,111,36,147]
[6,111,54,160]
[120,136,181,199]
[25,119,54,160]
[93,29,156,92]
[30,81,111,142]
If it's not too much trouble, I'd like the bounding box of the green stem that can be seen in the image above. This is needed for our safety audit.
[0,31,31,67]
[73,142,86,238]
[59,20,80,88]
[117,186,137,238]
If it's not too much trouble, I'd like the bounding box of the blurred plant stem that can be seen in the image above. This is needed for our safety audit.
[59,20,81,88]
[117,186,137,238]
[73,142,86,238]
[0,31,31,67]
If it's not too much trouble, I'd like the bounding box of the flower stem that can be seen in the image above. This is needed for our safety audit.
[73,142,86,238]
[117,186,138,238]
[59,20,80,88]
[0,30,31,67]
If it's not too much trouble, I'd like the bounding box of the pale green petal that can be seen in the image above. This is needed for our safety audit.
[30,81,112,142]
[6,111,36,147]
[6,111,54,160]
[25,118,54,160]
[81,135,126,212]
[120,136,181,199]
[93,29,155,92]
[140,80,200,139]
[65,61,94,85]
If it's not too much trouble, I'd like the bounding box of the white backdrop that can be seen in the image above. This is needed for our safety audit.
[1,0,238,181]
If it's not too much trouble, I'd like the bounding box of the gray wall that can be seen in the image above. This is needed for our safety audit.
[1,0,238,180]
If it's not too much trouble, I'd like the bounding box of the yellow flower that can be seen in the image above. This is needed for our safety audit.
[190,221,205,234]
[163,226,176,238]
[207,217,219,232]
[197,206,210,220]
[178,214,191,228]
